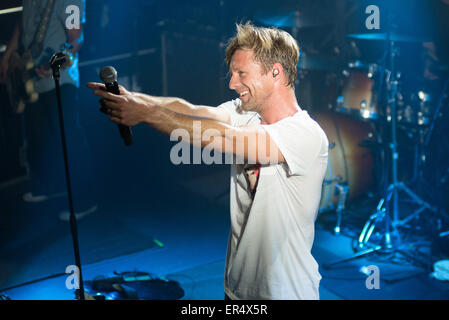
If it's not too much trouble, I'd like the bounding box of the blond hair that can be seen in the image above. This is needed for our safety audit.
[225,22,300,87]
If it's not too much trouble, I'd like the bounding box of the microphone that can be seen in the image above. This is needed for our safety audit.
[99,66,133,146]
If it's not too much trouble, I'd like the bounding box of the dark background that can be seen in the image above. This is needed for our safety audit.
[0,0,448,298]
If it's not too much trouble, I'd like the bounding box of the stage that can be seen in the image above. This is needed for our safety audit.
[1,0,449,301]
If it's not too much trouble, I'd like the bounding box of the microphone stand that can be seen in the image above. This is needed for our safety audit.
[50,52,85,300]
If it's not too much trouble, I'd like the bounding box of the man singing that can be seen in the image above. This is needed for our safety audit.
[88,22,329,300]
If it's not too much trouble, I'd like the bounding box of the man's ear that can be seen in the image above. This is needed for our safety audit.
[272,62,285,84]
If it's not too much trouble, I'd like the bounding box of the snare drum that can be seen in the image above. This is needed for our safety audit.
[313,112,376,212]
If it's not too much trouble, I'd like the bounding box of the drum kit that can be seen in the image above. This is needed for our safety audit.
[257,8,449,266]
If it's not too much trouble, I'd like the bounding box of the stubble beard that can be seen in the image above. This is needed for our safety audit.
[240,95,261,113]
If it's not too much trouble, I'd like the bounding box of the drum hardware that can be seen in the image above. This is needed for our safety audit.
[355,196,399,252]
[402,78,449,225]
[333,183,348,235]
[323,23,442,269]
[346,32,430,43]
[423,77,449,147]
[334,61,382,121]
[395,89,434,128]
[322,175,343,185]
[320,174,343,212]
[322,142,348,235]
[258,7,447,260]
[315,112,376,228]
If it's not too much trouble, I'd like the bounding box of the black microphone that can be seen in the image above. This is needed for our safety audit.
[99,66,133,146]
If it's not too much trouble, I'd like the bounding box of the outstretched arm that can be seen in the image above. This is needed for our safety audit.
[134,92,231,125]
[87,82,231,124]
[87,83,284,164]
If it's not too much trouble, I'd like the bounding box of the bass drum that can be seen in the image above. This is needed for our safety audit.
[313,112,376,212]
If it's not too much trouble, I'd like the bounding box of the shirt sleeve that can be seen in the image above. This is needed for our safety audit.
[217,99,260,127]
[216,99,241,127]
[261,113,328,176]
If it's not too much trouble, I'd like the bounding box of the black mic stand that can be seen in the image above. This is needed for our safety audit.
[50,52,85,300]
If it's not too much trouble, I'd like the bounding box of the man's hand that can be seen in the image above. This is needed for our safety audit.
[87,82,133,95]
[87,82,154,126]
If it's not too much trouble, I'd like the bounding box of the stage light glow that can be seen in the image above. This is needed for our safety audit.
[0,7,23,15]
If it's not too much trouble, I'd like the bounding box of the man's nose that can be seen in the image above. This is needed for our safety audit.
[228,74,238,91]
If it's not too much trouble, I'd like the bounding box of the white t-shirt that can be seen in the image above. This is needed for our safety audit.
[218,99,329,300]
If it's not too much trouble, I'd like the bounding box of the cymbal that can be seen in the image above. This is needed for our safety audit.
[256,10,334,29]
[347,32,429,43]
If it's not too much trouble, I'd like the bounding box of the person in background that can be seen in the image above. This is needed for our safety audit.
[0,0,97,221]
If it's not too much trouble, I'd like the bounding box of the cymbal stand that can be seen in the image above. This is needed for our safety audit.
[359,31,440,227]
[387,79,447,227]
[423,77,449,148]
[323,34,437,269]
